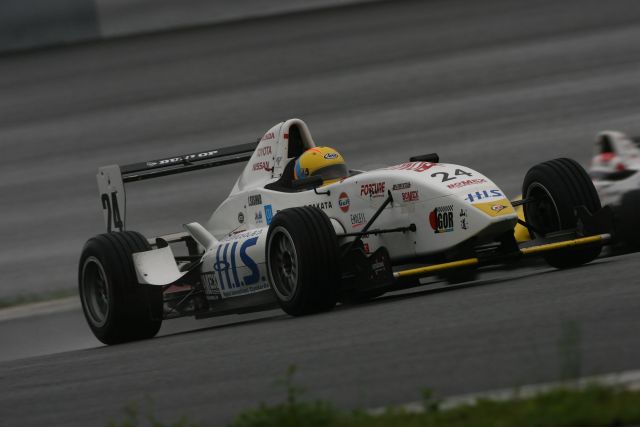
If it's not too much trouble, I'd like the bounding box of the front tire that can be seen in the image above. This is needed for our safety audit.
[266,207,341,316]
[522,158,602,268]
[79,231,163,344]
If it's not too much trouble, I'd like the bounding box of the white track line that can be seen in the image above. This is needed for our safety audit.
[0,297,80,323]
[369,370,640,415]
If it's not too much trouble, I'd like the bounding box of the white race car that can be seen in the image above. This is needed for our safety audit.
[589,131,640,248]
[79,119,612,344]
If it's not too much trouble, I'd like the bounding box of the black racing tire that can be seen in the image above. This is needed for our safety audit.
[522,158,602,269]
[617,189,640,250]
[266,206,341,316]
[78,231,163,345]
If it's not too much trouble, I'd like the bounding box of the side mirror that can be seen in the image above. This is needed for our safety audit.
[409,153,439,163]
[291,175,323,190]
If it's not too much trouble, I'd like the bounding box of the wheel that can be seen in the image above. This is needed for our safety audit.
[522,158,602,268]
[78,231,163,344]
[616,190,640,250]
[266,206,341,316]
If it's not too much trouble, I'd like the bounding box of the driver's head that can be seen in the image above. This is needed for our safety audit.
[293,147,348,185]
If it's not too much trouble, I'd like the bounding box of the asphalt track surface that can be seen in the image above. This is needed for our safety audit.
[1,0,640,425]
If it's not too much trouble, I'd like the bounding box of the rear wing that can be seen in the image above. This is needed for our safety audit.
[97,141,258,233]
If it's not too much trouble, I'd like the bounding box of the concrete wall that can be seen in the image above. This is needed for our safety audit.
[0,0,99,52]
[96,0,373,37]
[0,0,377,53]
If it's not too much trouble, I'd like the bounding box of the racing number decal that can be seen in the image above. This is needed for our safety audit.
[431,169,473,183]
[214,237,261,291]
[101,192,123,232]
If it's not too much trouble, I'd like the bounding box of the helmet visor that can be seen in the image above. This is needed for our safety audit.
[310,163,349,182]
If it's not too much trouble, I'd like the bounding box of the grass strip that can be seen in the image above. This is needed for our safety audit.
[230,384,640,427]
[108,384,640,427]
[0,289,77,310]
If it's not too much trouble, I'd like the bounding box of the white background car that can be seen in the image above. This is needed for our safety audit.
[589,131,640,249]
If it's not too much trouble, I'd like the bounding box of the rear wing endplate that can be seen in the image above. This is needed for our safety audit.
[97,141,258,232]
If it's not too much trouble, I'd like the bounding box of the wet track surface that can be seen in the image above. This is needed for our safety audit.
[1,0,640,425]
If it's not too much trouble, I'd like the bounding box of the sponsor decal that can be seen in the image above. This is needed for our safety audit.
[264,205,273,225]
[145,150,219,168]
[387,162,439,173]
[212,237,269,298]
[392,182,411,190]
[371,260,386,274]
[324,152,339,160]
[360,182,386,198]
[275,156,283,166]
[447,178,488,189]
[257,146,272,157]
[238,212,245,224]
[429,205,454,233]
[252,161,271,171]
[262,132,275,141]
[459,208,469,230]
[338,192,350,212]
[202,272,221,300]
[350,212,367,228]
[255,210,263,224]
[464,189,503,203]
[472,198,515,217]
[401,191,419,202]
[307,201,333,210]
[213,258,230,272]
[248,194,262,206]
[221,228,264,242]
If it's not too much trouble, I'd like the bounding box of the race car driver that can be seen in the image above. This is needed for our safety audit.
[293,146,349,186]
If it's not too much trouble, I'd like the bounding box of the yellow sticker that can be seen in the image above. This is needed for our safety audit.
[472,198,515,217]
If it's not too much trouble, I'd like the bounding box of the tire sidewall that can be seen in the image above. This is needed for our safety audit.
[522,158,602,268]
[265,207,339,315]
[78,231,161,344]
[78,240,118,340]
[266,224,303,305]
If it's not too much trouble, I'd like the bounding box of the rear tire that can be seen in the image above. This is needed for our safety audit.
[522,158,602,268]
[266,206,341,316]
[78,231,163,344]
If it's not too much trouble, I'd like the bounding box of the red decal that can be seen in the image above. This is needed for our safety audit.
[360,182,386,198]
[387,162,439,172]
[599,152,615,163]
[447,178,487,189]
[252,161,270,171]
[401,191,419,202]
[257,146,272,157]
